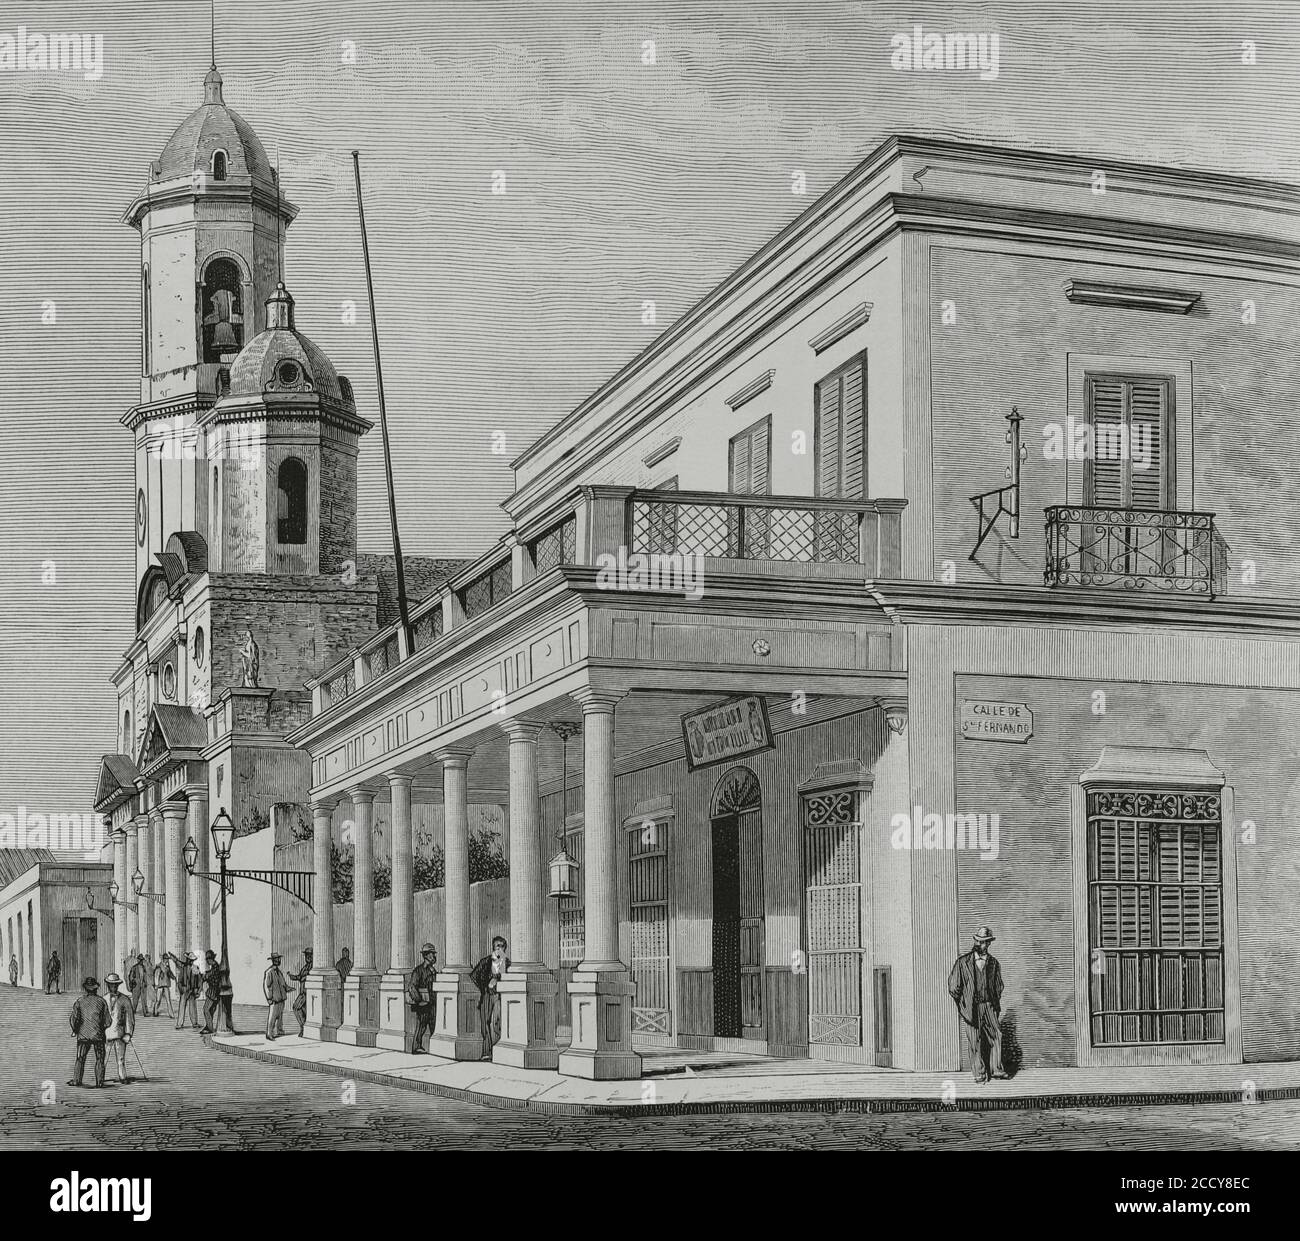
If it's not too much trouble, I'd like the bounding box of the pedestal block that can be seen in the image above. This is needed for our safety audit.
[428,969,483,1061]
[557,969,642,1080]
[305,971,342,1042]
[337,970,380,1047]
[493,969,559,1070]
[376,969,416,1052]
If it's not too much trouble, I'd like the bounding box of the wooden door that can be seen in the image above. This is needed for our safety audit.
[711,816,742,1038]
[738,806,765,1039]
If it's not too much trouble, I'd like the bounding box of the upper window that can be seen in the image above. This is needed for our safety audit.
[201,258,244,364]
[459,559,512,620]
[815,352,866,499]
[212,150,228,181]
[277,457,308,545]
[728,416,771,497]
[1084,374,1173,510]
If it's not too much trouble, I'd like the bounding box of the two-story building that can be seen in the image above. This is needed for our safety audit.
[287,134,1300,1080]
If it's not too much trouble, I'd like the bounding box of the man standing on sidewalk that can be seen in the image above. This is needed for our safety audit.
[174,952,200,1030]
[470,936,509,1061]
[8,953,18,987]
[45,951,61,994]
[408,944,438,1053]
[199,949,222,1034]
[948,926,1007,1084]
[287,949,312,1037]
[68,977,109,1088]
[263,953,289,1039]
[104,973,136,1084]
[152,954,175,1018]
[128,953,148,1014]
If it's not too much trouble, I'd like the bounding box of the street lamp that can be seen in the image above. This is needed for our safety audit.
[547,721,582,899]
[210,808,235,1033]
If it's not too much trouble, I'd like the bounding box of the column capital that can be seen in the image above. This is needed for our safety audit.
[347,786,377,806]
[500,718,545,743]
[570,687,626,714]
[160,803,189,824]
[184,784,208,802]
[386,772,415,790]
[147,808,164,827]
[434,748,473,769]
[310,797,337,815]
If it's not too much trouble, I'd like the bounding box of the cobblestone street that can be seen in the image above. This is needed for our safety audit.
[2,988,1297,1151]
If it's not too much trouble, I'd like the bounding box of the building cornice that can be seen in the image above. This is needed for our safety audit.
[867,580,1300,635]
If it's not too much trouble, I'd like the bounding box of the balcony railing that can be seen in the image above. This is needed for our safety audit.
[1044,506,1229,597]
[628,489,905,574]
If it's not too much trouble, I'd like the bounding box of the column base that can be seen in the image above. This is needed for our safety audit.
[337,970,381,1047]
[557,968,642,1080]
[428,969,483,1061]
[376,968,416,1052]
[492,967,558,1070]
[305,971,342,1042]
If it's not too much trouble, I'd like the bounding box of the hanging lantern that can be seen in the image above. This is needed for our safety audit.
[548,845,579,899]
[109,880,119,901]
[210,807,235,860]
[182,835,199,875]
[132,867,146,896]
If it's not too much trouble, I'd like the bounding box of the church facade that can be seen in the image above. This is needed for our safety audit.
[287,134,1300,1080]
[93,63,454,993]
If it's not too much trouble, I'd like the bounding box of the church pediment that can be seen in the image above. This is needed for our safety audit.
[138,704,208,780]
[94,753,140,814]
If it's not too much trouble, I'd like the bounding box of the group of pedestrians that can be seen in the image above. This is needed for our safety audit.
[407,936,509,1060]
[67,973,137,1087]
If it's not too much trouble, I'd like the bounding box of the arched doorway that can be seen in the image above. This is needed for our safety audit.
[710,766,764,1042]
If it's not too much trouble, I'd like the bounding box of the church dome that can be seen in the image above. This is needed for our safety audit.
[225,284,353,410]
[155,67,274,185]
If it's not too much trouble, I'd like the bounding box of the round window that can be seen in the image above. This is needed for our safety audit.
[192,625,206,667]
[161,662,176,701]
[136,489,147,547]
[276,360,301,387]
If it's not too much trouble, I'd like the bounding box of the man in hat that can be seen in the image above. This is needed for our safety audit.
[127,952,148,1014]
[8,952,17,987]
[948,926,1006,1083]
[45,950,62,994]
[335,946,352,987]
[470,936,509,1061]
[68,976,109,1088]
[104,973,136,1084]
[151,953,175,1018]
[287,948,313,1037]
[173,952,201,1030]
[199,949,222,1034]
[407,944,439,1053]
[263,952,289,1039]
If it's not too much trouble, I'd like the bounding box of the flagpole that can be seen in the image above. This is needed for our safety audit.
[351,150,413,651]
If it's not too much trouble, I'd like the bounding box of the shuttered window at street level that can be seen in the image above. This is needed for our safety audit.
[815,352,867,499]
[1085,375,1172,510]
[629,817,671,1035]
[1087,787,1225,1046]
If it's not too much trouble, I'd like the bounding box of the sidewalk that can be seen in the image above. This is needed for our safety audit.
[211,1033,1300,1116]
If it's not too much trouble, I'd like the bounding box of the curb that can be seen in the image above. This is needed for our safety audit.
[209,1040,1300,1116]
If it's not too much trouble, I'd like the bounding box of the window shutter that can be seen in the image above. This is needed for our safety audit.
[1128,380,1166,511]
[816,374,842,497]
[1088,377,1125,507]
[748,419,770,496]
[841,357,865,500]
[729,429,752,494]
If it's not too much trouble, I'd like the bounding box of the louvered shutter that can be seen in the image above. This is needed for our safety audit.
[841,357,865,500]
[816,374,842,497]
[748,419,770,495]
[1129,380,1166,510]
[1088,377,1126,507]
[730,429,752,495]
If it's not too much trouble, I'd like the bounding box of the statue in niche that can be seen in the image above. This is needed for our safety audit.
[238,630,261,688]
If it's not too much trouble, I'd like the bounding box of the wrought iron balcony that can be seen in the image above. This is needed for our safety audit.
[1044,506,1229,597]
[628,489,905,574]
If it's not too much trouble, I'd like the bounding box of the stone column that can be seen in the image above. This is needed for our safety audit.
[162,803,189,960]
[558,689,640,1080]
[338,787,379,1046]
[137,816,155,963]
[494,719,557,1068]
[186,788,210,955]
[430,749,481,1060]
[113,825,128,971]
[124,820,141,970]
[306,799,341,1041]
[153,809,168,959]
[378,774,416,1050]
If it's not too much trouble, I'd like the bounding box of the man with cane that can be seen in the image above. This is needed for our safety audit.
[104,973,136,1084]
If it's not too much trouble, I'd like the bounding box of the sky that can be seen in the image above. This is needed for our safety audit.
[0,0,1297,819]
